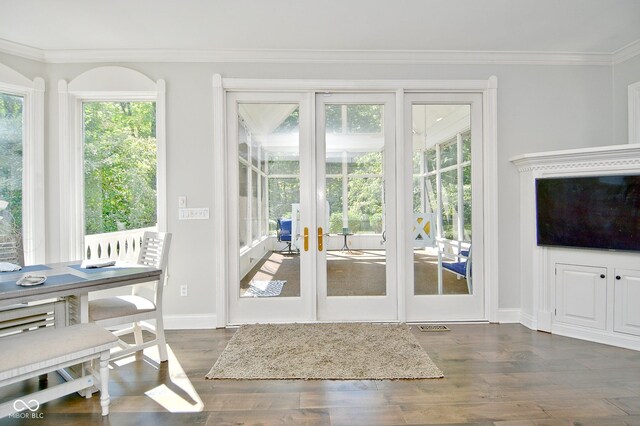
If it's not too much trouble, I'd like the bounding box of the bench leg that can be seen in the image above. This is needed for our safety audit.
[99,351,110,416]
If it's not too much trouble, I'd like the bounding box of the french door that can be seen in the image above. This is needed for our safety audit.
[227,92,397,323]
[226,90,485,324]
[403,93,484,321]
[227,92,315,324]
[315,93,397,321]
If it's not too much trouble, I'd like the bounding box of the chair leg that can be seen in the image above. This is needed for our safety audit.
[156,314,169,362]
[133,322,143,346]
[99,351,110,416]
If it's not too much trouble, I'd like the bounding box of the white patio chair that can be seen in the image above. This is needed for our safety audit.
[88,231,172,362]
[0,235,23,266]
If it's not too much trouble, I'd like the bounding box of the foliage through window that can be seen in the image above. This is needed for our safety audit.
[0,92,23,246]
[83,101,157,235]
[413,119,472,242]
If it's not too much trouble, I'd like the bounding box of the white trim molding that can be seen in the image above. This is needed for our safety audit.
[0,63,46,264]
[613,39,640,65]
[629,81,640,145]
[496,308,522,324]
[0,38,618,66]
[212,74,228,329]
[163,313,218,330]
[58,66,167,261]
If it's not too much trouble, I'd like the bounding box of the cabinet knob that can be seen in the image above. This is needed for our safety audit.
[600,274,605,279]
[616,275,621,280]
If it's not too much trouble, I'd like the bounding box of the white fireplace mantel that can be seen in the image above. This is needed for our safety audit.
[511,144,640,350]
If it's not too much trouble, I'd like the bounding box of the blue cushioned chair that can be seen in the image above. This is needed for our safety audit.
[442,247,472,294]
[277,218,296,254]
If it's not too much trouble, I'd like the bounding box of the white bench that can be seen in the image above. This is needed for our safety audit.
[0,323,118,418]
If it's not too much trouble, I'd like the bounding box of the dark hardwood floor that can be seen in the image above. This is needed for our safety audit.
[2,324,640,425]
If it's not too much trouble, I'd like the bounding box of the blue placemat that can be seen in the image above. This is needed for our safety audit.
[10,273,86,287]
[68,264,125,274]
[22,264,53,273]
[45,274,87,285]
[0,264,52,274]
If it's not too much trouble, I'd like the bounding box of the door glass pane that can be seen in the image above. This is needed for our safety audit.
[0,93,24,264]
[440,139,457,169]
[238,104,301,298]
[326,103,386,297]
[441,169,458,241]
[238,163,248,248]
[326,177,343,234]
[83,102,157,236]
[251,169,259,242]
[412,104,471,295]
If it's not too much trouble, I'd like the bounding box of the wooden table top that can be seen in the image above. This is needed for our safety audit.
[0,261,161,307]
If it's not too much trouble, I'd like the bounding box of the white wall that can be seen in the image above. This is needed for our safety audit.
[613,55,640,145]
[0,53,616,320]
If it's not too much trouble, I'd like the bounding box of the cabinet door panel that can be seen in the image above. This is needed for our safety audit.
[614,269,640,336]
[556,264,607,330]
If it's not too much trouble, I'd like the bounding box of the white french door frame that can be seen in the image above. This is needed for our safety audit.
[403,93,485,321]
[213,76,499,327]
[315,92,398,321]
[225,91,315,324]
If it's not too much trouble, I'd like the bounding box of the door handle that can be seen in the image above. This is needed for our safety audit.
[318,227,323,251]
[303,227,309,252]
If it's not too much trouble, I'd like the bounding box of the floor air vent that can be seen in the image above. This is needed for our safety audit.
[417,324,450,332]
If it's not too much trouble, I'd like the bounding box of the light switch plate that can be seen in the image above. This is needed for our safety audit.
[178,208,209,220]
[178,196,187,208]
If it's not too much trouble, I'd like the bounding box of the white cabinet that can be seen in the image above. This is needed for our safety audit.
[512,144,640,350]
[555,264,607,330]
[614,269,640,337]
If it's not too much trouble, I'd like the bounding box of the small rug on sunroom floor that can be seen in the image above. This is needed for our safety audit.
[205,323,444,380]
[242,280,286,297]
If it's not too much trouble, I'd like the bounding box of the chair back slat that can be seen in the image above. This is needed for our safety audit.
[137,232,170,269]
[134,232,171,303]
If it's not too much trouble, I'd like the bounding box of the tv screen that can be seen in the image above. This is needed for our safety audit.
[536,175,640,251]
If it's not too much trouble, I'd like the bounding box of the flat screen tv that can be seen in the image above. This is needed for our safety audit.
[535,175,640,251]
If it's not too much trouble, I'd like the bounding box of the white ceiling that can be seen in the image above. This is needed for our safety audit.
[1,0,639,54]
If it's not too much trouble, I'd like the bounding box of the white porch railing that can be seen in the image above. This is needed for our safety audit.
[84,227,156,263]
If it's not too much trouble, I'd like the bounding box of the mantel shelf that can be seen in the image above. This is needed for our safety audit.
[510,144,640,172]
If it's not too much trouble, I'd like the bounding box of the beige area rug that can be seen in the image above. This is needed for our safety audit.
[205,323,444,380]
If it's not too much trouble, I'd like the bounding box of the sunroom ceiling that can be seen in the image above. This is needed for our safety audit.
[0,0,639,55]
[239,103,468,153]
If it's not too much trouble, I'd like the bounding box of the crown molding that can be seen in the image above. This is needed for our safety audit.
[613,39,640,65]
[510,144,640,172]
[0,38,45,62]
[0,38,614,66]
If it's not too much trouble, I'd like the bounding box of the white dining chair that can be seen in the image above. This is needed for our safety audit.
[88,231,172,362]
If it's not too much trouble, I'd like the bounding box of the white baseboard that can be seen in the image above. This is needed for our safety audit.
[163,313,218,330]
[552,323,640,352]
[496,308,521,323]
[519,311,536,330]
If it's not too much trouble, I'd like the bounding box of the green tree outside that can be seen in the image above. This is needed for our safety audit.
[0,93,23,242]
[83,101,157,235]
